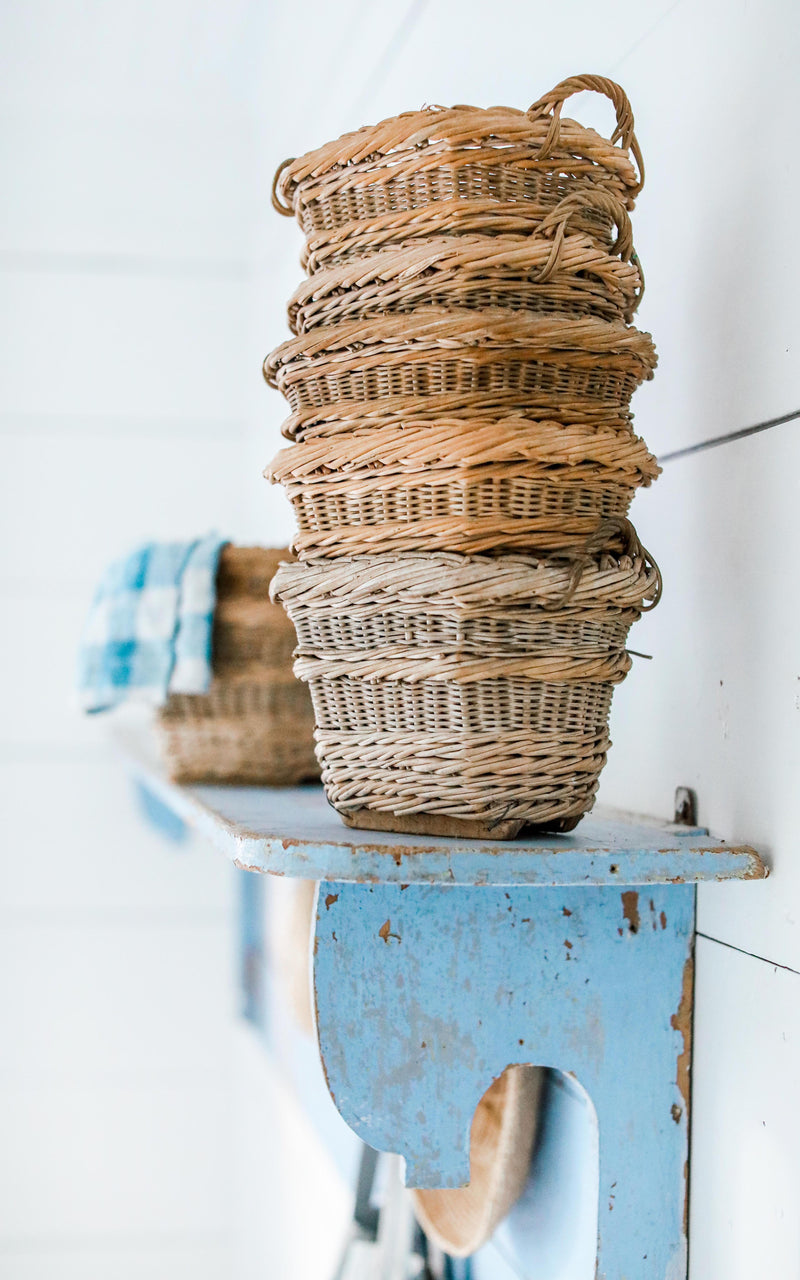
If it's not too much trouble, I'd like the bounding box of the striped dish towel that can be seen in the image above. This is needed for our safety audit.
[77,533,226,713]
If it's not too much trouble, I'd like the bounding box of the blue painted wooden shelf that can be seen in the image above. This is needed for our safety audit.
[118,728,765,887]
[117,727,766,1278]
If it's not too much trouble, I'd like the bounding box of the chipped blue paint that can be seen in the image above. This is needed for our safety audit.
[115,730,766,1277]
[314,881,695,1280]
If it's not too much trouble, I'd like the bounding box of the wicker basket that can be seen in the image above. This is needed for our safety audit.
[267,417,659,558]
[301,194,623,275]
[289,194,642,332]
[273,75,644,243]
[271,524,660,836]
[157,545,319,786]
[281,399,634,443]
[264,312,657,422]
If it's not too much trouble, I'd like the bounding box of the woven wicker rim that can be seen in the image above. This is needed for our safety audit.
[282,400,634,441]
[273,74,643,213]
[264,312,657,386]
[267,417,659,487]
[272,520,662,615]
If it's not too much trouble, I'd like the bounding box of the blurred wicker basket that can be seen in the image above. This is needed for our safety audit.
[264,313,657,421]
[267,417,658,558]
[273,75,644,243]
[289,194,642,332]
[271,522,660,836]
[158,545,319,786]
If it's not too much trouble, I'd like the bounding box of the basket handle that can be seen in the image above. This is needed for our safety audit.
[272,157,297,216]
[539,190,633,258]
[534,190,644,312]
[544,517,662,611]
[528,74,644,195]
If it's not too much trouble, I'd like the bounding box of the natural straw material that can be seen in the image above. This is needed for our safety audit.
[264,312,657,420]
[271,524,660,833]
[272,75,644,242]
[289,195,642,332]
[159,680,319,786]
[158,545,319,786]
[273,466,635,558]
[282,400,633,443]
[411,1065,543,1258]
[267,418,659,558]
[301,194,622,274]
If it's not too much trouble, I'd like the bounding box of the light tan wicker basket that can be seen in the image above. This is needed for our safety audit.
[158,545,319,786]
[273,75,644,243]
[267,417,659,558]
[271,523,661,836]
[289,194,643,332]
[264,312,657,422]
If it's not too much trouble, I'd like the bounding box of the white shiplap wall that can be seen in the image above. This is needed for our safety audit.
[0,3,351,1277]
[4,0,798,1276]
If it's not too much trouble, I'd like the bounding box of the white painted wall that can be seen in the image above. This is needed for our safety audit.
[0,3,349,1276]
[4,0,798,1276]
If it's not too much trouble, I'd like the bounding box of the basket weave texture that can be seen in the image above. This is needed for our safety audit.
[264,73,661,836]
[272,75,644,236]
[271,527,660,832]
[158,546,319,786]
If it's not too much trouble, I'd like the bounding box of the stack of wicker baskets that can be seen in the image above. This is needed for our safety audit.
[158,546,319,786]
[265,74,661,837]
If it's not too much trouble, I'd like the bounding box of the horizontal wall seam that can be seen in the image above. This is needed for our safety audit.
[695,930,800,978]
[659,407,800,464]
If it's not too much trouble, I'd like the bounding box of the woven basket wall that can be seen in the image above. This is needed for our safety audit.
[268,418,659,559]
[158,545,319,786]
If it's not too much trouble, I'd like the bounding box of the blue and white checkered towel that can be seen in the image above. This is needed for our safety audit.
[77,533,227,713]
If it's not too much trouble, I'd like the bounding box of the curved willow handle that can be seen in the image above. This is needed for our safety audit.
[544,517,662,611]
[272,157,297,216]
[539,190,634,258]
[528,74,644,195]
[533,191,644,312]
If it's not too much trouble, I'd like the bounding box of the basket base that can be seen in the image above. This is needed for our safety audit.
[339,807,585,841]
